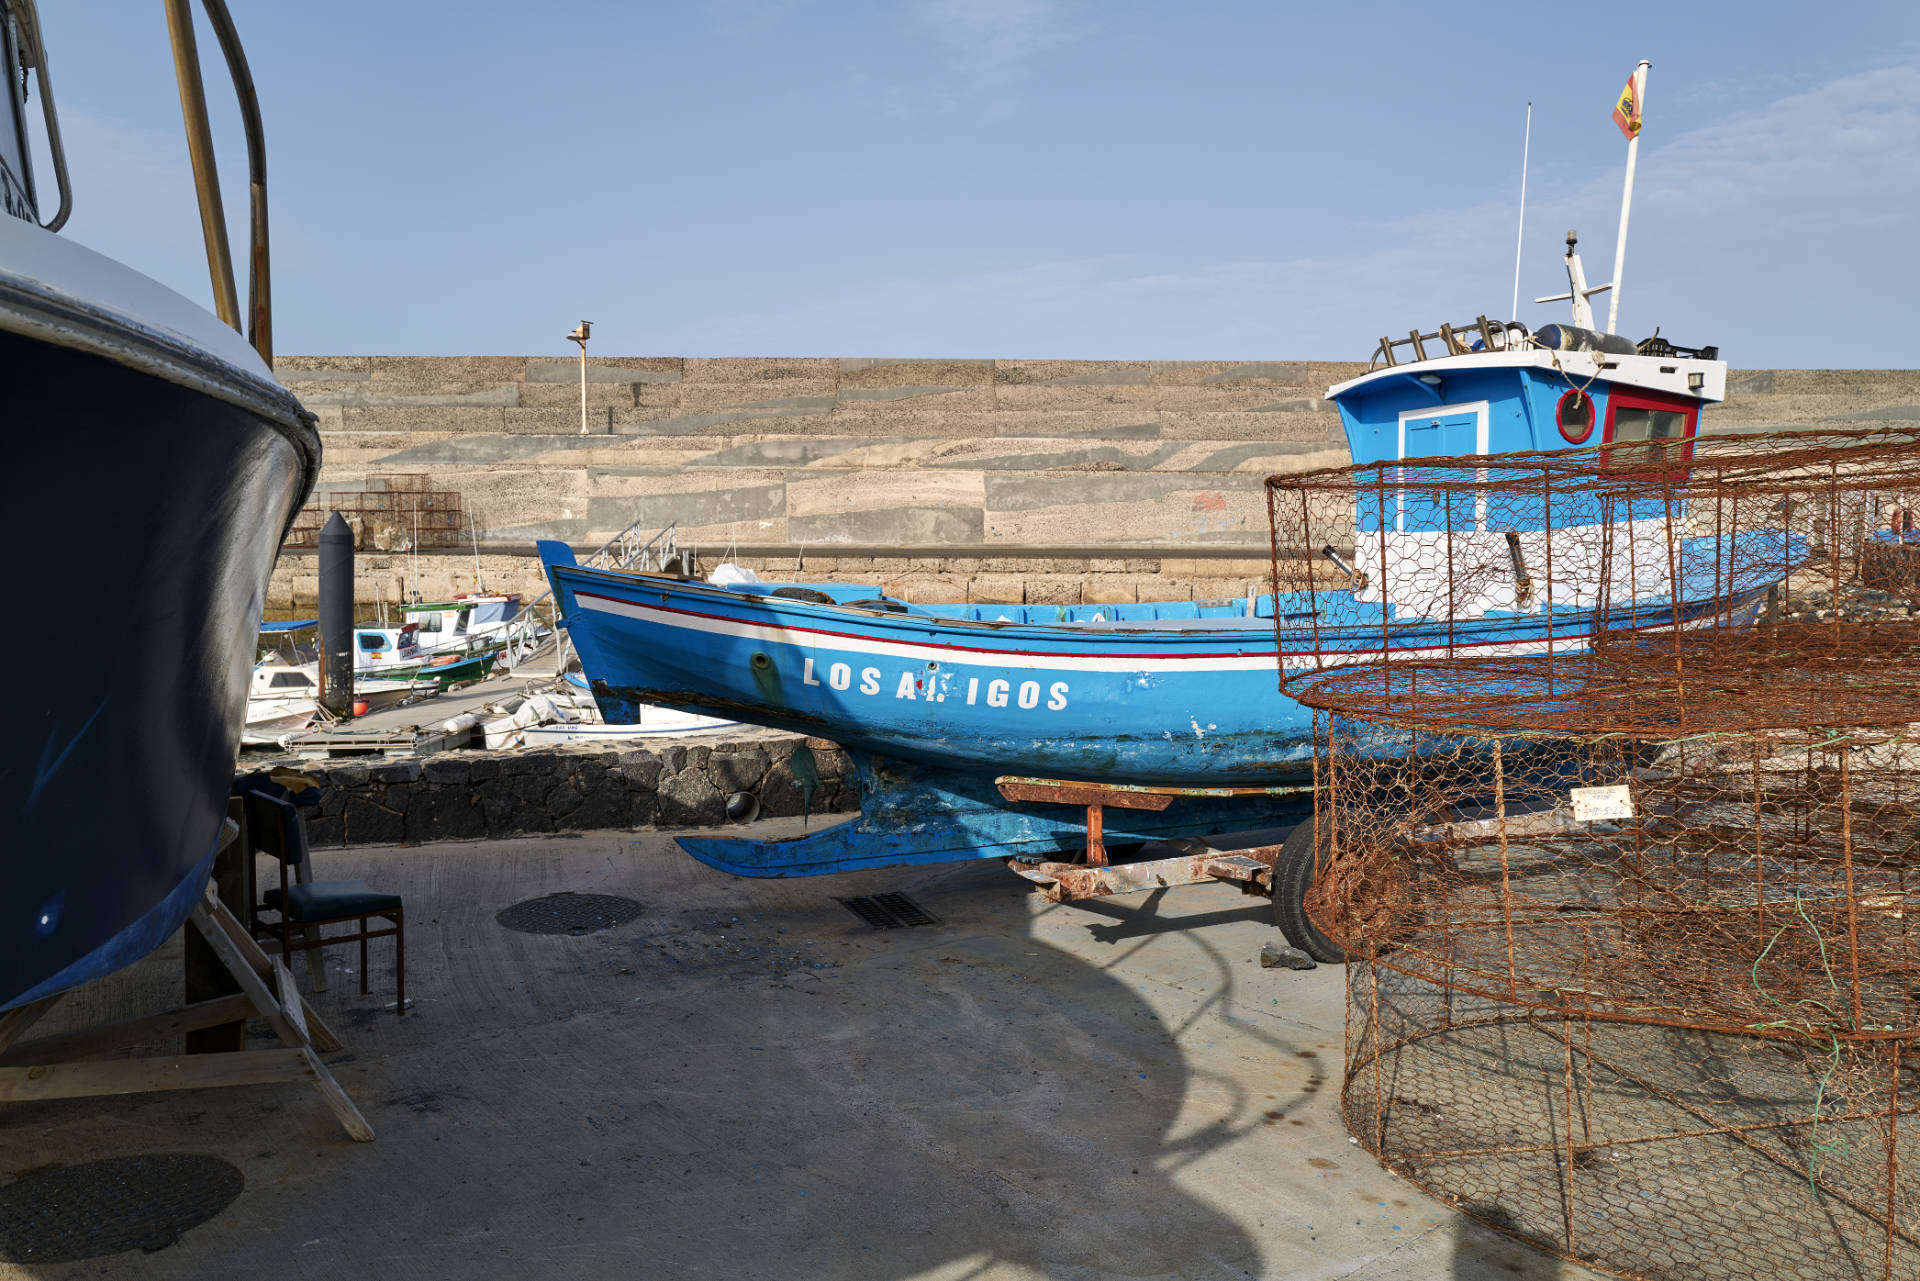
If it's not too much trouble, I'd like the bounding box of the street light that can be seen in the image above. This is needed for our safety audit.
[566,319,593,435]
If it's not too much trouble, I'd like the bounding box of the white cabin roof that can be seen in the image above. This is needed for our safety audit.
[1327,347,1726,405]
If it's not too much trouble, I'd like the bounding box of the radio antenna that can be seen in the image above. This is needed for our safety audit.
[1511,101,1531,321]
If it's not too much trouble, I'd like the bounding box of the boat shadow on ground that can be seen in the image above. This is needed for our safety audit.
[0,828,1580,1278]
[602,853,1293,1279]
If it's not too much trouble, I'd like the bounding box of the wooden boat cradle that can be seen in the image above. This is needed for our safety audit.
[0,821,373,1141]
[995,776,1303,904]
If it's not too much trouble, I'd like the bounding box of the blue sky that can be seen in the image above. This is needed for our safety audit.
[31,1,1920,365]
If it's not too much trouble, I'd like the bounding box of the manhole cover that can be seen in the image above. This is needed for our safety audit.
[836,892,939,929]
[496,892,644,936]
[0,1154,243,1263]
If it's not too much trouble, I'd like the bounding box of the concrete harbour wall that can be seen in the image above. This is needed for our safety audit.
[269,358,1920,611]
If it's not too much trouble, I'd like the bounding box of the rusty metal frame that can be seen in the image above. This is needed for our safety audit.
[994,776,1299,904]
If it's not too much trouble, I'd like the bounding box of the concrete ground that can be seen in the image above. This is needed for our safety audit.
[0,824,1599,1281]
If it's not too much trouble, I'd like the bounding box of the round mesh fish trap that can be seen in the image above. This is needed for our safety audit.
[1293,683,1920,1279]
[1585,430,1920,687]
[1265,431,1920,1276]
[1344,962,1918,1280]
[1264,428,1920,695]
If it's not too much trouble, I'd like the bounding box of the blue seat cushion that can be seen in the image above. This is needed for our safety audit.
[266,879,403,922]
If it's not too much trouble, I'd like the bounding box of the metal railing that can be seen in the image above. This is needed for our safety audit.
[500,516,683,675]
[161,0,273,361]
[1369,316,1531,371]
[581,519,678,574]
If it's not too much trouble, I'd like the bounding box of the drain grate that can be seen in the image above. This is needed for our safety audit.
[0,1154,243,1263]
[836,892,939,930]
[496,892,644,936]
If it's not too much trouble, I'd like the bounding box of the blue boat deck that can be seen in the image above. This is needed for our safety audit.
[717,581,1348,627]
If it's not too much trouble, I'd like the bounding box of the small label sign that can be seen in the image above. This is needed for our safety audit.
[1570,784,1633,823]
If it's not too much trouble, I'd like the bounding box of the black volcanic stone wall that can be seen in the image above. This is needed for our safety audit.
[301,736,856,848]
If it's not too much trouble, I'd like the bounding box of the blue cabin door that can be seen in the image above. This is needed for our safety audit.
[1401,410,1480,460]
[1393,404,1488,532]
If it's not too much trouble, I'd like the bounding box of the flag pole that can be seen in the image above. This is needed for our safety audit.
[1511,101,1532,321]
[1606,60,1649,335]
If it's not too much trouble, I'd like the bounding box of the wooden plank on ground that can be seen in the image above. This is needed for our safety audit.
[0,1049,311,1102]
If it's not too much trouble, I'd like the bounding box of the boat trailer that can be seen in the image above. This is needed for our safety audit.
[993,777,1295,904]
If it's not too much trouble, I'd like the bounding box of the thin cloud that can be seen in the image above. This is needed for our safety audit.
[684,55,1920,364]
[910,0,1084,115]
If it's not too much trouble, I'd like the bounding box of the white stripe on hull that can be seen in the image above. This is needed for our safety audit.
[575,591,1606,676]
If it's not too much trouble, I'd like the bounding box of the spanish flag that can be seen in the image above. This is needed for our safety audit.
[1612,66,1645,139]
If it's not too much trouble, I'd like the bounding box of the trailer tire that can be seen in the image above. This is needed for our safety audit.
[1271,817,1346,963]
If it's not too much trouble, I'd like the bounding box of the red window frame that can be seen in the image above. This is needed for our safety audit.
[1555,388,1596,444]
[1600,384,1699,479]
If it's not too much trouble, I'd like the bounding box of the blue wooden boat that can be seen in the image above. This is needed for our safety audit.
[539,236,1754,880]
[1,5,320,1013]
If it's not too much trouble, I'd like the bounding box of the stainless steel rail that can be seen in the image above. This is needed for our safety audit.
[9,2,70,231]
[162,0,272,361]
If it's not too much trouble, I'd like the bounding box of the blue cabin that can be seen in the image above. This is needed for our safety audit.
[1327,233,1726,473]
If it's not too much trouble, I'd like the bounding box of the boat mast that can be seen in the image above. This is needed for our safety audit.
[1510,101,1531,321]
[1606,60,1649,335]
[469,508,485,593]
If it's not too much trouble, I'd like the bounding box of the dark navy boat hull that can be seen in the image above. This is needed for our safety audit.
[1,333,314,1011]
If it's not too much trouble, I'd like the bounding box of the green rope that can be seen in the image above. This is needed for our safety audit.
[1745,889,1850,1189]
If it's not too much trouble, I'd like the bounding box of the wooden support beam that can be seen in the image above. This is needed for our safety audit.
[0,1049,311,1102]
[276,959,308,1046]
[201,892,342,1052]
[996,780,1173,812]
[188,899,304,1049]
[186,809,247,1053]
[0,865,371,1143]
[188,891,372,1141]
[0,994,254,1066]
[0,994,61,1056]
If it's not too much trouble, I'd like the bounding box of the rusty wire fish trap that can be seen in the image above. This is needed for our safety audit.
[1266,430,1920,680]
[1264,430,1920,1280]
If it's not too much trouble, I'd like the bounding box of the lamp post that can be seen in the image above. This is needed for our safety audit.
[566,319,593,434]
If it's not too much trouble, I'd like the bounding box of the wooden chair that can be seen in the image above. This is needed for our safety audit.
[241,790,406,1015]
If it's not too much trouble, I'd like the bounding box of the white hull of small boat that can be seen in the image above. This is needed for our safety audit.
[241,698,315,745]
[520,713,738,744]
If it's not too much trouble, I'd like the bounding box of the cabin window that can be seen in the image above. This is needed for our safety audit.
[358,634,386,652]
[269,671,312,688]
[415,612,441,633]
[1555,389,1595,443]
[1601,386,1698,475]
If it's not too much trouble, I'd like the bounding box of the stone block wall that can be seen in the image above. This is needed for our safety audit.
[268,357,1920,613]
[301,735,856,848]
